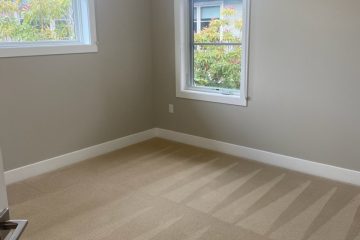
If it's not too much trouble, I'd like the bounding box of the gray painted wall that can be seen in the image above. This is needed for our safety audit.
[152,0,360,171]
[1,0,360,173]
[0,0,154,171]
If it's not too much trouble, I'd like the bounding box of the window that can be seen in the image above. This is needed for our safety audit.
[175,0,250,106]
[0,0,97,57]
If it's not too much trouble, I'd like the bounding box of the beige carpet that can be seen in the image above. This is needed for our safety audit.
[7,138,360,240]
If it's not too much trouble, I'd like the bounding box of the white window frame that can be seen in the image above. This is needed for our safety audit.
[175,0,250,106]
[0,0,97,58]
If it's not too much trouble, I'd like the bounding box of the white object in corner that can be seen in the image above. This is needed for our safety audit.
[154,128,360,186]
[0,149,8,209]
[4,129,155,185]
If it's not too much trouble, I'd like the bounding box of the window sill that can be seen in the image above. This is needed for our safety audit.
[0,44,98,58]
[176,89,247,106]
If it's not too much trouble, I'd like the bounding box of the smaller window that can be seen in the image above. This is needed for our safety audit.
[0,0,97,58]
[175,0,250,106]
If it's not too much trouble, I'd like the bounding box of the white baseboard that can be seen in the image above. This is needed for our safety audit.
[5,127,360,186]
[5,129,156,185]
[154,128,360,186]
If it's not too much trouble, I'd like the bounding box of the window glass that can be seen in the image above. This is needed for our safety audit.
[193,7,197,32]
[201,6,220,20]
[200,6,220,30]
[193,7,197,19]
[192,0,243,92]
[0,0,76,42]
[193,44,241,90]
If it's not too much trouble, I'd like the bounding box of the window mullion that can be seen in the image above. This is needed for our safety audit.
[73,0,83,43]
[196,6,201,33]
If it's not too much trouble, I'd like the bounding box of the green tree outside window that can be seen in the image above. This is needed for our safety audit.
[0,0,75,42]
[194,7,243,90]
